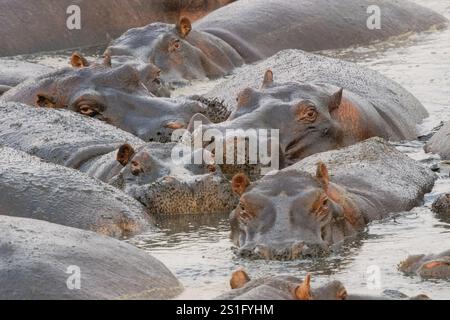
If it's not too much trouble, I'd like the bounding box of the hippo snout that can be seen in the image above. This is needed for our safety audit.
[237,241,330,260]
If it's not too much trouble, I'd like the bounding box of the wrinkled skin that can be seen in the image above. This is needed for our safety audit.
[106,18,244,87]
[190,72,421,170]
[107,0,446,85]
[0,102,237,215]
[229,138,436,260]
[0,146,152,238]
[216,270,428,300]
[425,121,450,160]
[0,63,211,142]
[0,0,235,56]
[0,216,182,300]
[399,250,450,280]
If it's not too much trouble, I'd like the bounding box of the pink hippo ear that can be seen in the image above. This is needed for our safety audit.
[176,17,192,38]
[232,173,251,196]
[328,88,344,113]
[316,162,330,190]
[102,50,112,67]
[230,268,251,289]
[70,52,90,68]
[294,273,312,300]
[261,69,274,88]
[116,144,135,166]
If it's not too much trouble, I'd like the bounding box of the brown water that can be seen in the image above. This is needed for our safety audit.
[4,0,450,300]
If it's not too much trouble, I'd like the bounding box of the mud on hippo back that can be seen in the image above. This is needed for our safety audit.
[228,138,436,260]
[0,61,222,142]
[105,0,447,85]
[0,102,237,215]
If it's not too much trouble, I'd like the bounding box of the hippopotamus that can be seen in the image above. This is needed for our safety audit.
[432,194,450,216]
[0,0,234,56]
[190,69,427,170]
[105,0,447,85]
[399,250,450,280]
[425,121,450,160]
[0,62,224,142]
[0,102,237,215]
[0,146,152,238]
[0,216,182,300]
[216,269,429,300]
[70,52,171,97]
[229,138,436,260]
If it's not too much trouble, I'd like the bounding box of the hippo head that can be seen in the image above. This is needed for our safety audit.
[229,163,365,260]
[109,142,238,215]
[1,62,208,142]
[106,18,244,86]
[399,252,450,279]
[190,70,347,167]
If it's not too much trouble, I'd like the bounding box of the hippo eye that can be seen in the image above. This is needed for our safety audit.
[298,106,318,123]
[78,105,99,117]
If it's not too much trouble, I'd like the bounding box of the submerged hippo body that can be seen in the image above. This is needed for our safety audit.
[425,121,450,160]
[0,146,152,238]
[0,0,234,56]
[0,216,182,300]
[107,0,447,84]
[399,250,450,280]
[0,63,214,142]
[230,138,436,260]
[0,102,237,215]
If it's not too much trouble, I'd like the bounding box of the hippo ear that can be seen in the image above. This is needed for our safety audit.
[261,69,274,88]
[232,173,251,196]
[116,143,135,166]
[70,52,90,68]
[103,51,112,68]
[316,162,330,190]
[230,268,251,289]
[176,17,192,38]
[294,274,313,300]
[328,88,343,113]
[35,94,57,108]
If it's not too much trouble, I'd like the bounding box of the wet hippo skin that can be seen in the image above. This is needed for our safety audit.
[0,216,183,300]
[0,0,235,56]
[229,138,436,260]
[0,146,152,238]
[399,250,450,280]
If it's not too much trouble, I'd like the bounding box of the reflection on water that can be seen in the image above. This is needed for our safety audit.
[3,0,450,300]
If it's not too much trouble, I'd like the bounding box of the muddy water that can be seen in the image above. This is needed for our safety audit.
[3,0,450,300]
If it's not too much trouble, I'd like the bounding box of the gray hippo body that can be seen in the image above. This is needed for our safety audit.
[399,250,450,280]
[229,138,436,260]
[425,121,450,160]
[106,0,447,85]
[0,102,237,215]
[0,216,182,300]
[0,146,151,238]
[0,0,234,56]
[0,63,215,142]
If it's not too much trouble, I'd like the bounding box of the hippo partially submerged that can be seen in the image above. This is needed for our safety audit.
[0,216,182,300]
[229,138,436,260]
[0,102,237,215]
[425,121,450,160]
[399,250,450,280]
[106,0,447,84]
[0,59,53,92]
[216,269,429,300]
[0,63,219,142]
[190,69,427,170]
[0,146,152,238]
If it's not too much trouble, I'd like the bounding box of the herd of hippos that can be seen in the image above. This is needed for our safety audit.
[0,0,450,300]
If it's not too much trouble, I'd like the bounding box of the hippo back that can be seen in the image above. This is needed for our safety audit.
[195,0,447,59]
[0,216,182,300]
[425,121,450,160]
